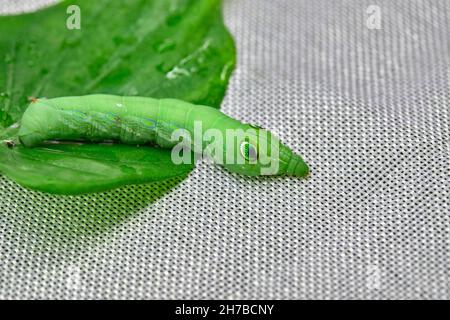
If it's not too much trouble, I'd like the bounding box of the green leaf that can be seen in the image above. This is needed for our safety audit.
[0,0,235,194]
[0,142,193,195]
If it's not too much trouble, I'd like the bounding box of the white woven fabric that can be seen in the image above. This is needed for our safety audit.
[0,0,449,299]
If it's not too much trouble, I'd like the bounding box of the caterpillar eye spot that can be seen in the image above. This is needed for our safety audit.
[240,141,258,161]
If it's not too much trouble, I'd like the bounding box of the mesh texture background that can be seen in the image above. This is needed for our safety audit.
[0,0,449,299]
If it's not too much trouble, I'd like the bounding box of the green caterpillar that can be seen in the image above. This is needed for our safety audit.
[18,95,309,177]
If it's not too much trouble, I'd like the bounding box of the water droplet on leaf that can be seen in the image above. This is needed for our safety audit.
[154,39,176,53]
[166,67,190,80]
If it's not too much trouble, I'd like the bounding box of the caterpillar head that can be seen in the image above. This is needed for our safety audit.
[221,124,309,177]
